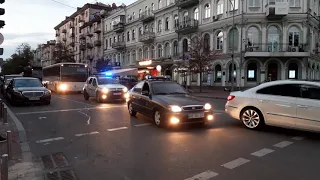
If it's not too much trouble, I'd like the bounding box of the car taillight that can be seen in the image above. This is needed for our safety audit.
[227,95,235,101]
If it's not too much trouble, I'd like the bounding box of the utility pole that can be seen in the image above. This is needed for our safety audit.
[239,0,244,89]
[230,0,235,91]
[306,1,311,80]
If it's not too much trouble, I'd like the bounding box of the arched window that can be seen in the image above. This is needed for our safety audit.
[117,53,121,62]
[216,31,223,50]
[145,6,148,11]
[173,41,178,55]
[217,0,224,15]
[288,63,298,79]
[158,20,162,32]
[267,26,280,52]
[183,39,188,52]
[247,62,257,81]
[144,25,148,32]
[139,9,142,18]
[132,12,135,19]
[127,32,130,41]
[247,26,259,47]
[157,44,162,58]
[230,0,239,10]
[126,52,130,64]
[183,11,188,24]
[158,0,162,9]
[132,50,136,62]
[288,26,300,47]
[164,43,170,57]
[132,29,135,40]
[228,28,239,50]
[165,17,169,30]
[194,8,199,20]
[229,64,236,82]
[151,23,154,32]
[151,46,155,58]
[166,0,170,6]
[138,49,143,60]
[144,47,148,59]
[215,64,222,82]
[139,27,142,35]
[204,4,210,18]
[204,34,210,52]
[151,3,155,11]
[174,15,179,27]
[122,33,125,41]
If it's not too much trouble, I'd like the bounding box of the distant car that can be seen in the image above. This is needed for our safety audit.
[225,80,320,132]
[126,76,214,127]
[5,77,51,105]
[83,75,128,103]
[1,74,23,94]
[3,79,12,96]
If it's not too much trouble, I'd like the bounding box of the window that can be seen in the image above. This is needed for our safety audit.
[164,43,170,57]
[151,23,155,32]
[127,53,130,63]
[139,9,142,18]
[166,0,170,6]
[157,44,162,58]
[289,0,300,7]
[247,26,259,46]
[217,0,224,15]
[144,25,148,32]
[113,36,116,43]
[247,63,257,81]
[194,8,199,20]
[151,3,155,11]
[138,49,143,60]
[152,82,186,95]
[151,46,155,58]
[127,32,130,41]
[288,26,300,47]
[215,65,222,82]
[248,0,260,7]
[204,34,210,52]
[105,39,108,48]
[144,48,148,59]
[267,26,280,52]
[174,15,179,27]
[288,63,298,79]
[228,28,239,50]
[109,38,112,45]
[142,83,150,94]
[256,84,301,97]
[300,85,320,100]
[204,4,211,18]
[132,12,135,19]
[173,41,178,55]
[132,50,136,62]
[158,20,162,32]
[92,79,97,86]
[216,31,223,50]
[230,0,238,10]
[132,30,135,40]
[165,17,169,30]
[133,82,144,93]
[139,27,142,35]
[158,0,162,9]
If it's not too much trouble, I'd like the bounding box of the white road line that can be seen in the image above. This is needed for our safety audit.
[36,137,64,143]
[273,141,293,148]
[292,136,304,141]
[251,148,274,157]
[75,131,99,137]
[184,170,219,180]
[53,96,95,107]
[221,158,250,169]
[107,127,128,132]
[134,123,152,127]
[15,106,125,115]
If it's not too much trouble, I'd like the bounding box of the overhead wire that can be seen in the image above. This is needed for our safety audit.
[49,0,77,9]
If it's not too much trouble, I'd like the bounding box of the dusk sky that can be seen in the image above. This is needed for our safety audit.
[1,0,130,60]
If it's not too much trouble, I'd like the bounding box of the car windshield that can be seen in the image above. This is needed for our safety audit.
[98,78,119,85]
[5,79,12,85]
[152,82,187,95]
[14,79,42,88]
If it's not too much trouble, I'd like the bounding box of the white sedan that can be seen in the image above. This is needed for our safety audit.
[225,80,320,132]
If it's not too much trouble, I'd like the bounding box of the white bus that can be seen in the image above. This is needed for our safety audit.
[43,63,88,93]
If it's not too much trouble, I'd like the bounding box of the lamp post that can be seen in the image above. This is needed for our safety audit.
[230,0,235,92]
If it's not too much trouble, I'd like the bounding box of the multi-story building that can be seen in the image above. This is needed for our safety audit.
[32,40,56,67]
[54,3,109,65]
[103,0,320,87]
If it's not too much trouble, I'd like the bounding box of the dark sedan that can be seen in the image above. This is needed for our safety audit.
[5,77,51,105]
[126,78,214,127]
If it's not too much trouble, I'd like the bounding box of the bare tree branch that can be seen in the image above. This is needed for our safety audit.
[52,43,75,63]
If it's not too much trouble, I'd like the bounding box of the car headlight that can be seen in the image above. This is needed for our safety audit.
[204,103,212,110]
[123,87,128,92]
[169,105,182,112]
[59,84,67,91]
[102,88,109,93]
[44,90,51,95]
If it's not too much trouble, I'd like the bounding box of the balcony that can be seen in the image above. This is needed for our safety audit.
[94,40,101,46]
[87,32,93,37]
[176,0,199,8]
[138,32,156,43]
[80,44,86,51]
[113,23,125,33]
[62,29,67,33]
[244,43,310,58]
[175,20,199,34]
[79,34,86,39]
[266,1,288,19]
[94,26,101,33]
[86,43,93,49]
[140,9,154,23]
[112,41,125,50]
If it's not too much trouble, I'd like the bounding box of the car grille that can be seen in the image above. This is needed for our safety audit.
[182,105,204,111]
[109,88,123,91]
[22,91,44,98]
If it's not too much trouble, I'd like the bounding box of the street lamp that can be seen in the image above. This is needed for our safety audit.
[229,0,235,92]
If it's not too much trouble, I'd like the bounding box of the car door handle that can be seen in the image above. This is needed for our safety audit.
[297,105,308,108]
[260,100,269,103]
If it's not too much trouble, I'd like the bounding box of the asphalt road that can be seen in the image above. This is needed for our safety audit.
[5,93,320,180]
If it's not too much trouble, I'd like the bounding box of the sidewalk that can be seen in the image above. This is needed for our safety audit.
[190,89,230,99]
[0,103,44,180]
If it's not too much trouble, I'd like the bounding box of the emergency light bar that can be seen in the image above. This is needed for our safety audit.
[146,75,171,81]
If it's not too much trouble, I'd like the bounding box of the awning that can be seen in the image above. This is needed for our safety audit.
[106,68,138,76]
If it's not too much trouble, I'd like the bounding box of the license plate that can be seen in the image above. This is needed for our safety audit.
[188,112,204,119]
[113,93,121,95]
[29,97,40,100]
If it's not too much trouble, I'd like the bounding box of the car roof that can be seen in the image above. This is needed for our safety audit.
[13,77,39,80]
[248,80,320,91]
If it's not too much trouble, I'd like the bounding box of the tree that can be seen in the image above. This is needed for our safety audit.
[95,58,112,73]
[52,43,74,63]
[1,43,34,75]
[189,34,217,92]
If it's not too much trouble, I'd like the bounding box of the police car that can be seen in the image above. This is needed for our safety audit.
[83,73,128,103]
[126,76,214,127]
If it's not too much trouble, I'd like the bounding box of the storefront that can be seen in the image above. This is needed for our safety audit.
[137,59,173,79]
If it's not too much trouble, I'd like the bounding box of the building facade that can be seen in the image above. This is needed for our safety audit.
[103,0,320,87]
[32,40,56,67]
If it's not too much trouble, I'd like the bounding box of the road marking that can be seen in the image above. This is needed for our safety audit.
[36,137,64,143]
[134,123,152,127]
[292,136,304,140]
[107,127,128,132]
[251,148,274,157]
[221,158,250,169]
[273,141,293,148]
[53,96,95,107]
[184,170,219,180]
[75,131,99,137]
[78,111,91,125]
[15,106,125,115]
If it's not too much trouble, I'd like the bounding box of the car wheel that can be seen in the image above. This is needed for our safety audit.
[83,90,89,100]
[240,108,264,129]
[153,110,165,128]
[128,102,137,116]
[96,92,102,103]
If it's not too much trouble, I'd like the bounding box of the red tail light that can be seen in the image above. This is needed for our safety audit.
[227,95,235,101]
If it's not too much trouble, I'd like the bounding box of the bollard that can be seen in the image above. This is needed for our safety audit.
[3,106,7,124]
[6,131,11,160]
[1,154,8,180]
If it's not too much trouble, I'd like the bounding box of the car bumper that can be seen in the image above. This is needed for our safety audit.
[225,105,239,120]
[13,94,51,103]
[164,110,215,125]
[101,91,126,101]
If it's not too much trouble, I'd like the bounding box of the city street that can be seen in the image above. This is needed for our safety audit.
[6,94,320,180]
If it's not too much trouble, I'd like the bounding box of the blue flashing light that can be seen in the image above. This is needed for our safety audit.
[104,72,113,77]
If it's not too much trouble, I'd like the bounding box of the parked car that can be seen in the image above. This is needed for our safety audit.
[225,80,320,132]
[1,74,23,95]
[5,77,51,105]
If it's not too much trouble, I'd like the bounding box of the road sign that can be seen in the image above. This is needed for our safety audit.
[0,33,3,45]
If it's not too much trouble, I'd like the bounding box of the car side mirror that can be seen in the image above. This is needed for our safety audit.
[141,90,149,96]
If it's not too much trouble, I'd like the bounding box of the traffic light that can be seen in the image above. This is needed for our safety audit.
[0,0,4,28]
